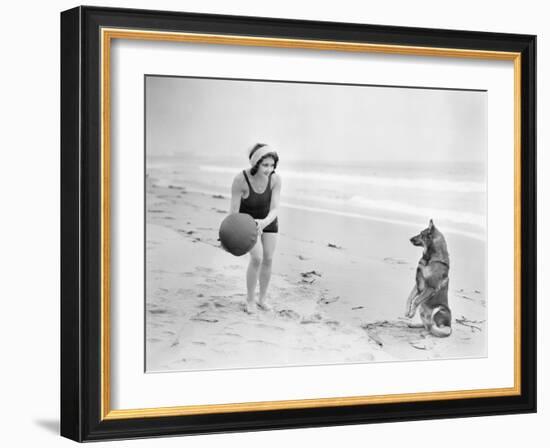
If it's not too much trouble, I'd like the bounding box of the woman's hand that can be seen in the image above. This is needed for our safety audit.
[254,219,264,235]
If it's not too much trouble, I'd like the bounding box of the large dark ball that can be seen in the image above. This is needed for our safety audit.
[219,213,258,256]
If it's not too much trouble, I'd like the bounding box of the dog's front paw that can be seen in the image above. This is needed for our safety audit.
[405,308,415,319]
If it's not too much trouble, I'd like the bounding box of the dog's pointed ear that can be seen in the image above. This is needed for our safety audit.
[429,219,434,231]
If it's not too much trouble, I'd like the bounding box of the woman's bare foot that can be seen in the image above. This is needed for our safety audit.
[257,299,272,311]
[244,299,256,314]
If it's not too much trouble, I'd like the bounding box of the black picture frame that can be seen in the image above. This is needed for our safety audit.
[61,5,536,442]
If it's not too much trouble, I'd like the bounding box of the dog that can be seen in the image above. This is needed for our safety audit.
[406,219,452,337]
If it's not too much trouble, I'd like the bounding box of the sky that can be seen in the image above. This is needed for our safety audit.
[145,75,487,164]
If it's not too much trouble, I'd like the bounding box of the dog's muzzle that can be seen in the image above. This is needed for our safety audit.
[410,236,422,246]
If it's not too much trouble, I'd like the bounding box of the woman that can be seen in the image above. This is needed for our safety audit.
[229,143,282,312]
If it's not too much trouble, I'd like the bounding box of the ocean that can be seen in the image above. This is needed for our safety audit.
[146,154,486,241]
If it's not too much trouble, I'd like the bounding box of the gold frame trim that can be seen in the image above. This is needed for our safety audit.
[100,28,522,421]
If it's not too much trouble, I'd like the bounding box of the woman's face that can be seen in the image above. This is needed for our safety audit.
[258,157,275,176]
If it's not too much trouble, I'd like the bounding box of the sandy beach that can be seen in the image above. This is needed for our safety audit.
[145,175,487,373]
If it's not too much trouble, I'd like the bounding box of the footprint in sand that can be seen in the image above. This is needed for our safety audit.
[247,339,278,346]
[176,358,205,364]
[300,278,317,285]
[278,309,301,320]
[191,311,220,323]
[230,292,247,298]
[300,313,324,324]
[222,332,242,338]
[148,308,169,315]
[191,316,220,323]
[177,229,197,235]
[176,288,193,295]
[383,257,409,265]
[317,296,340,305]
[301,270,322,278]
[255,323,285,331]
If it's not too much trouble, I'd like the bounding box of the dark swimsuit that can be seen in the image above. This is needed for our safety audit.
[239,170,279,233]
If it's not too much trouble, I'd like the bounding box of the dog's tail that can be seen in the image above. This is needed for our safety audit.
[431,306,452,338]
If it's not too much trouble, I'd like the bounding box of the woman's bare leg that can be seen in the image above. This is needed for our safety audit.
[245,238,262,312]
[258,233,278,310]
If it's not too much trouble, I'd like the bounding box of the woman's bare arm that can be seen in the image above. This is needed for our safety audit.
[229,174,243,214]
[259,174,282,228]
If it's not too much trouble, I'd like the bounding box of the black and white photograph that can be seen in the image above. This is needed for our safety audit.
[53,3,539,444]
[144,75,488,373]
